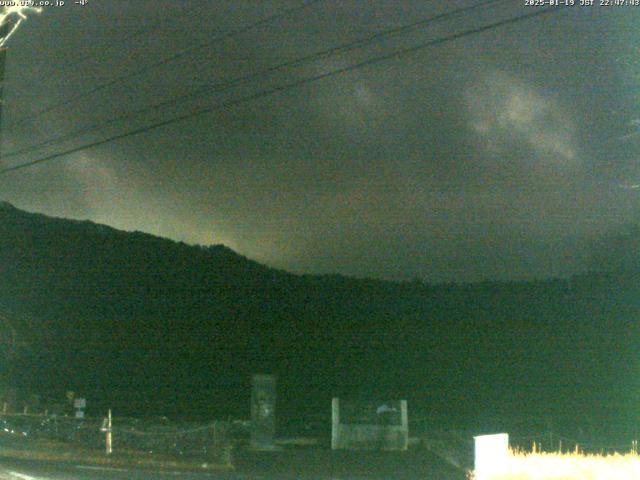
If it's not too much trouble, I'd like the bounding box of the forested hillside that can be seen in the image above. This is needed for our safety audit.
[1,201,638,436]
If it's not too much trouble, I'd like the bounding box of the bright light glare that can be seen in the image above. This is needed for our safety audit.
[471,447,640,479]
[0,6,42,48]
[474,434,510,480]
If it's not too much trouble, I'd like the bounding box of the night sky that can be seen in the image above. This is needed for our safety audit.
[0,1,638,282]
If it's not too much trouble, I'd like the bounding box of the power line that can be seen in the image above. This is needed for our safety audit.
[2,0,507,160]
[4,0,324,131]
[4,7,204,111]
[38,17,176,75]
[0,5,569,176]
[0,13,176,118]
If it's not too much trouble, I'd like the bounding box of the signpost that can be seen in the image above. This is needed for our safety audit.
[100,409,112,454]
[74,398,86,419]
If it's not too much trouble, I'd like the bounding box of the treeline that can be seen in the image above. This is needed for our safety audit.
[0,202,638,434]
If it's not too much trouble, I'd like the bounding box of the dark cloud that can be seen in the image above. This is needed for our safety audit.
[0,1,638,282]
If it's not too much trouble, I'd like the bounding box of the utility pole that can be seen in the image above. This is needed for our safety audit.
[0,47,6,160]
[0,7,43,160]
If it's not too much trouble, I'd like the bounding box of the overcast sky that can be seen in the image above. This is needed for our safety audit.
[0,1,638,282]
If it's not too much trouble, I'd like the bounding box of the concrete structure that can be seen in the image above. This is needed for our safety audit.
[250,374,277,450]
[331,398,408,450]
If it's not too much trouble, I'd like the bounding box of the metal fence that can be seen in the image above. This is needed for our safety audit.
[0,413,232,465]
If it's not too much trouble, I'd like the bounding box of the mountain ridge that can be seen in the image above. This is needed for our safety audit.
[0,203,638,434]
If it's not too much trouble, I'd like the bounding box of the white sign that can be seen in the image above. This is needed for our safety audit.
[74,398,86,409]
[474,433,509,480]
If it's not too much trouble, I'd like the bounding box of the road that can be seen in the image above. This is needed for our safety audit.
[0,457,399,480]
[0,447,466,480]
[0,458,238,480]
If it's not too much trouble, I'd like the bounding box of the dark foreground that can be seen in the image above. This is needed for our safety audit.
[0,445,466,480]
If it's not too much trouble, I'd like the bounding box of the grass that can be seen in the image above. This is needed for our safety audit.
[469,446,640,480]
